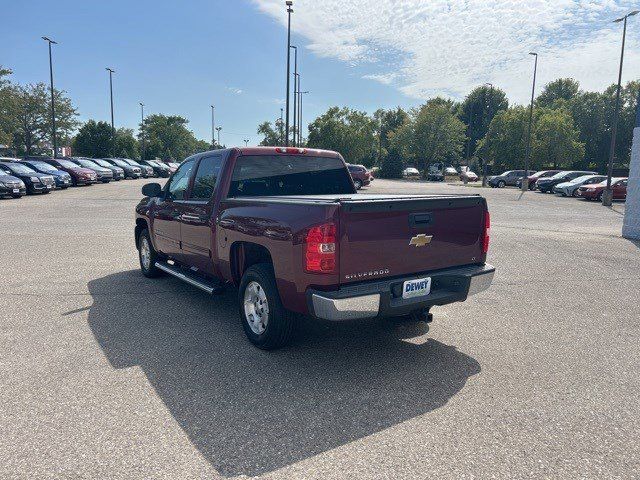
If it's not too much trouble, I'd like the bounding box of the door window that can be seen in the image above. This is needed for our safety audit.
[191,155,223,200]
[166,159,195,200]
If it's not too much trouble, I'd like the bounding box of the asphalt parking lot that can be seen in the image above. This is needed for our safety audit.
[1,179,638,479]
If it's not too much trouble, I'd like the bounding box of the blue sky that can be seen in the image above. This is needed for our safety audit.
[3,0,640,147]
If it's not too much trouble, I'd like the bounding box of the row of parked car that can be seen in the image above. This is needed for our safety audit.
[0,156,180,198]
[489,169,629,201]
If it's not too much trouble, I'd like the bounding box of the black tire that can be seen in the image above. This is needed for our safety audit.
[138,228,162,278]
[596,192,603,202]
[238,263,295,350]
[353,179,363,190]
[497,180,506,188]
[572,189,579,197]
[11,194,22,199]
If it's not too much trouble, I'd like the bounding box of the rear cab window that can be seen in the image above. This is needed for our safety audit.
[190,155,223,200]
[228,155,354,197]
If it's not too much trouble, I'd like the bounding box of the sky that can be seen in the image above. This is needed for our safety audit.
[3,0,640,147]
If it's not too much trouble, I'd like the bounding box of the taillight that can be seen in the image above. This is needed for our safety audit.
[304,222,336,273]
[275,147,307,154]
[482,211,490,254]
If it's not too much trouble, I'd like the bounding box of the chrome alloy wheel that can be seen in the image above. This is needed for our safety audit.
[140,236,151,270]
[244,281,269,334]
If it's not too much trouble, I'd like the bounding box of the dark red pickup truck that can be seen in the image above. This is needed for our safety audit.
[135,147,494,349]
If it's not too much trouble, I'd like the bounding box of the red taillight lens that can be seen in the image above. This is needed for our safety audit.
[482,211,490,254]
[305,223,336,273]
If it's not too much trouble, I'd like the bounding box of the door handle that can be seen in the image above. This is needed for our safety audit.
[217,218,236,228]
[181,214,206,222]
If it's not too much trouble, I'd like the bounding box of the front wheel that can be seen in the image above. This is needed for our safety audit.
[353,179,363,190]
[138,229,162,278]
[497,180,506,188]
[239,263,294,350]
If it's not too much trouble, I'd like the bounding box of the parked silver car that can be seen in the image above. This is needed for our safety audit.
[553,174,607,197]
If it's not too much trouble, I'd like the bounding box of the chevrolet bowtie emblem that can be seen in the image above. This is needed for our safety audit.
[409,234,433,247]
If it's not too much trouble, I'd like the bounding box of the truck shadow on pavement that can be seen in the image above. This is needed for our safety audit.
[87,269,480,478]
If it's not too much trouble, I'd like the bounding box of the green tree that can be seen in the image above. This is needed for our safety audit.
[138,114,204,160]
[306,107,377,166]
[476,106,528,172]
[373,107,409,163]
[72,120,113,157]
[379,147,404,178]
[536,78,580,109]
[113,128,139,158]
[11,83,77,155]
[391,98,466,175]
[0,67,19,146]
[458,85,508,161]
[532,109,585,169]
[257,121,281,146]
[566,91,608,171]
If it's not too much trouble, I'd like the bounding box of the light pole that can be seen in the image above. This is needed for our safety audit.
[216,126,222,146]
[106,68,116,156]
[482,83,493,187]
[210,105,215,147]
[299,90,309,145]
[139,102,145,160]
[42,36,58,157]
[522,52,538,192]
[244,139,249,147]
[279,107,284,144]
[290,45,298,146]
[603,10,639,206]
[284,1,293,146]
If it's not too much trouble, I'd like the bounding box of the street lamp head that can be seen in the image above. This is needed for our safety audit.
[42,36,57,44]
[529,52,537,56]
[286,0,293,5]
[106,67,115,73]
[629,10,639,16]
[139,102,144,106]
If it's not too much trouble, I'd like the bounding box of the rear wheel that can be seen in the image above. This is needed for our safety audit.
[239,263,294,350]
[497,180,506,188]
[572,189,579,197]
[353,179,363,190]
[138,229,162,278]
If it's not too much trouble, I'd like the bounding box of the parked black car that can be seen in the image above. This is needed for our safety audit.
[120,158,154,178]
[0,159,56,194]
[20,159,73,189]
[489,170,534,188]
[102,158,142,179]
[69,158,114,183]
[139,160,171,178]
[90,158,125,180]
[0,170,26,198]
[536,170,597,193]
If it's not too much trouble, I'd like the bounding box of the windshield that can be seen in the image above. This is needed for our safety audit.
[550,171,569,179]
[124,159,142,167]
[77,159,100,169]
[28,161,58,173]
[2,163,36,174]
[570,175,594,184]
[110,159,128,167]
[93,159,112,168]
[57,159,80,169]
[229,155,354,197]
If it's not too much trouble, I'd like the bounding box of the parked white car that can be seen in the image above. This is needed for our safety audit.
[553,174,607,197]
[403,167,420,177]
[460,170,479,182]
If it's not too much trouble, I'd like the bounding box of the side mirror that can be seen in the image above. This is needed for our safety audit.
[142,182,162,197]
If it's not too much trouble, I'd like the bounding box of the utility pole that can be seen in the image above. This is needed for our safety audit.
[284,1,293,146]
[604,10,639,206]
[210,105,215,147]
[482,83,493,187]
[279,108,284,144]
[216,126,222,146]
[522,52,538,191]
[106,68,116,156]
[42,37,58,157]
[291,46,298,147]
[299,90,309,145]
[139,102,145,160]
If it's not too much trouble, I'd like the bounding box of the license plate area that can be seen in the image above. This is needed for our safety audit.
[402,277,431,299]
[13,188,19,193]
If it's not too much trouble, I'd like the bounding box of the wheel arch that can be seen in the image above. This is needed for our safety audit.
[229,241,274,286]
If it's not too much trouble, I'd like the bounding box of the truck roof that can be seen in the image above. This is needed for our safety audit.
[233,146,341,158]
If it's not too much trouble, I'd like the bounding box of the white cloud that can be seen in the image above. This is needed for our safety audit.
[226,86,243,95]
[252,0,640,103]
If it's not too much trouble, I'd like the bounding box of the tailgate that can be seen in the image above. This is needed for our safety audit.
[338,196,486,285]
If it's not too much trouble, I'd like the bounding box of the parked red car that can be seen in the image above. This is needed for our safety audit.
[135,147,494,349]
[517,170,561,190]
[578,178,628,201]
[40,158,98,186]
[347,163,373,189]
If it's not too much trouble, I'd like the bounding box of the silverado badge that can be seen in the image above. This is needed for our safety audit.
[409,234,433,247]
